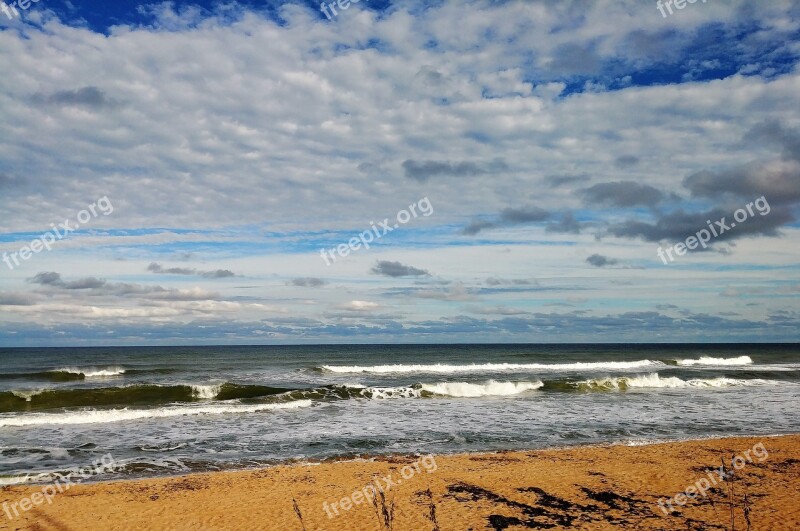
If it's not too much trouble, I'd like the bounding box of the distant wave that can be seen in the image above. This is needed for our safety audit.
[0,400,313,427]
[568,373,774,391]
[673,356,753,366]
[0,367,178,382]
[0,383,291,413]
[55,367,127,378]
[318,360,663,374]
[0,369,117,382]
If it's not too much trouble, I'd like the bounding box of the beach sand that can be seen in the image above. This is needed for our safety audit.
[1,434,798,530]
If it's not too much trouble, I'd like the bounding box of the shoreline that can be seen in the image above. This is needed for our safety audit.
[2,434,799,529]
[5,430,798,488]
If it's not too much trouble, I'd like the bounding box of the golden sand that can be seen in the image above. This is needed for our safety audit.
[1,434,798,530]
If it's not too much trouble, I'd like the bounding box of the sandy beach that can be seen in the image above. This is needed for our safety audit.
[1,434,798,530]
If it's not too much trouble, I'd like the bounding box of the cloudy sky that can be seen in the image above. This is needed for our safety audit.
[1,0,799,346]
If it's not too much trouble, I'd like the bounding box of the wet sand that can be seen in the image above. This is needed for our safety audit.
[1,434,798,530]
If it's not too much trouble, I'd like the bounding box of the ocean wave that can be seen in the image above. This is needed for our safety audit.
[55,367,127,378]
[570,373,775,391]
[0,400,313,427]
[318,360,663,374]
[0,367,178,382]
[673,356,753,366]
[0,383,292,413]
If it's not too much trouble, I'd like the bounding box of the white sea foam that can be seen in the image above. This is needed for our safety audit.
[11,389,45,401]
[55,366,126,377]
[361,386,424,399]
[674,356,753,366]
[191,384,222,399]
[421,380,543,397]
[0,400,313,427]
[320,360,662,374]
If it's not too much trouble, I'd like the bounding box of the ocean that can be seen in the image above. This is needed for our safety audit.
[1,344,798,486]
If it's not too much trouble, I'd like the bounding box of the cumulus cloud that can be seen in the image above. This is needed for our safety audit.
[0,1,799,344]
[338,300,380,312]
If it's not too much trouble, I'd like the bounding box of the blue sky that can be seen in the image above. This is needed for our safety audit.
[1,0,799,345]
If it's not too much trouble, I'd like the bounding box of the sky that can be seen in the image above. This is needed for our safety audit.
[0,0,799,346]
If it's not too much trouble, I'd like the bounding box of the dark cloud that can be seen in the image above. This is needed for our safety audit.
[401,159,506,182]
[291,277,326,287]
[0,173,20,188]
[462,219,497,236]
[371,261,429,277]
[32,87,112,108]
[201,270,236,279]
[28,271,218,300]
[586,254,618,267]
[485,278,536,286]
[683,161,800,205]
[148,263,194,275]
[546,212,582,234]
[500,206,550,223]
[0,292,36,306]
[28,272,62,286]
[547,174,591,187]
[148,263,235,278]
[463,205,552,235]
[743,119,800,162]
[414,65,446,86]
[582,181,666,208]
[615,155,640,168]
[684,121,800,205]
[28,272,106,289]
[607,206,793,244]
